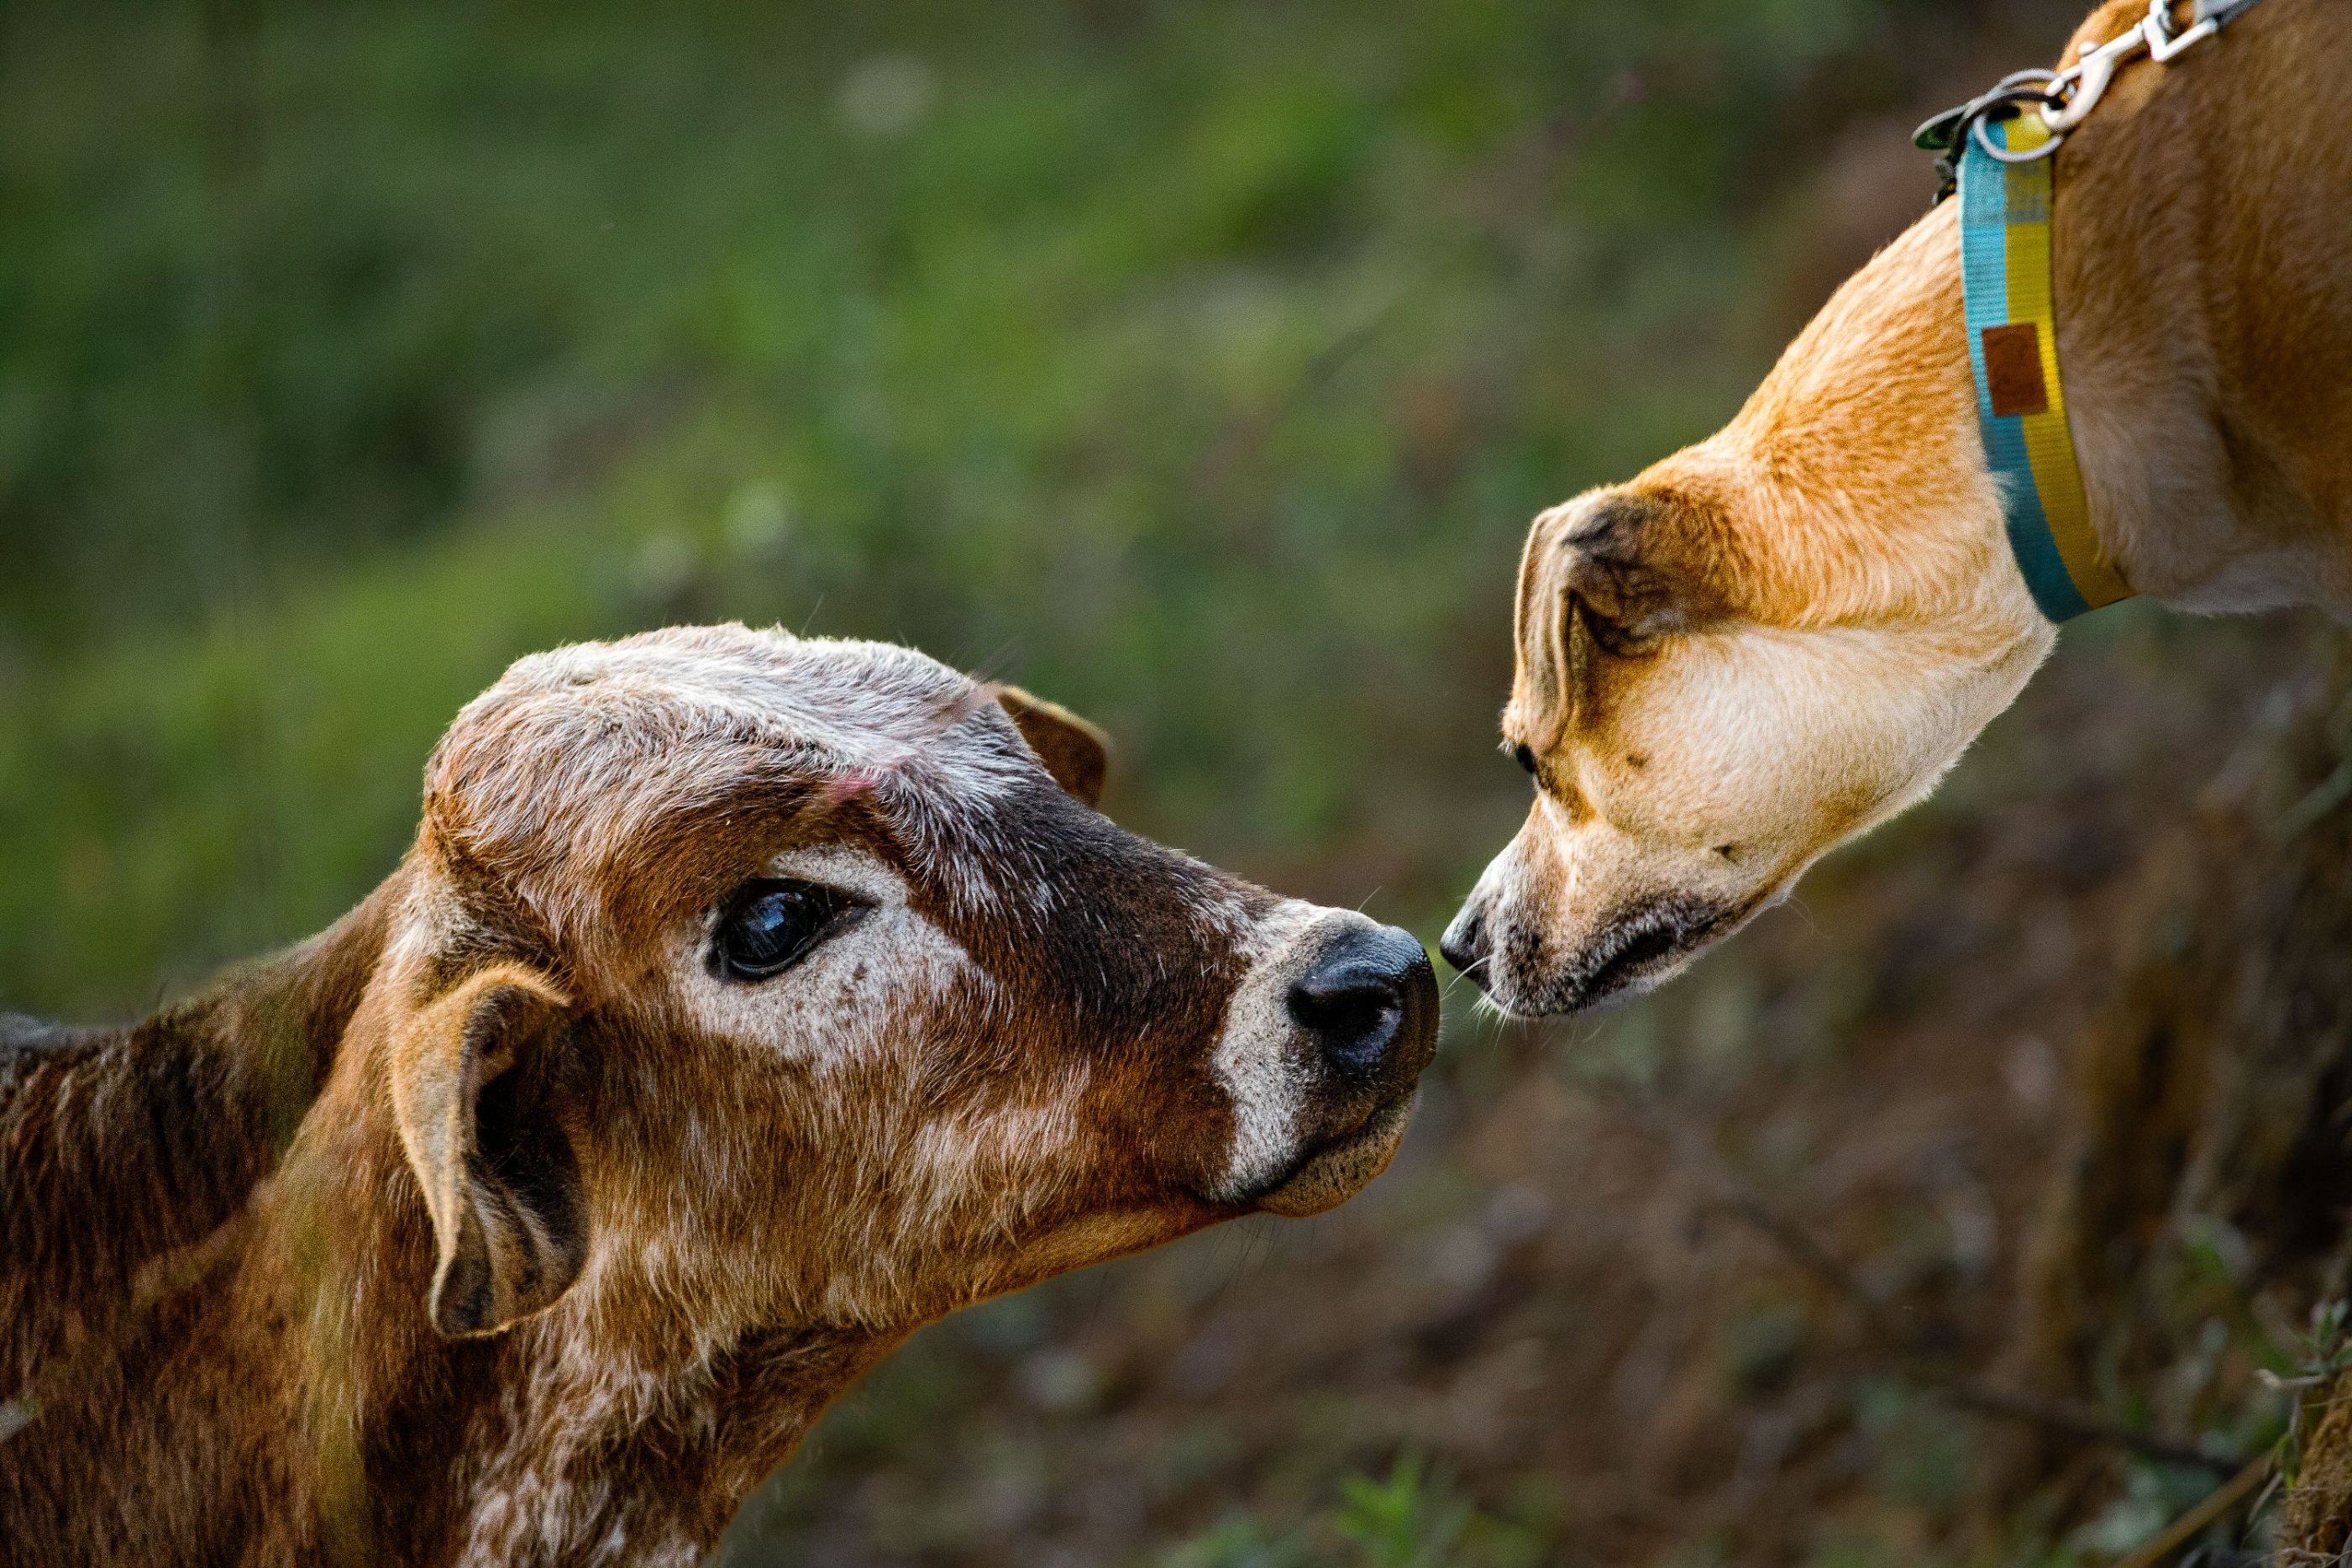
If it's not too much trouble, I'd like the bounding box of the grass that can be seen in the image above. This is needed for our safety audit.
[0,0,1943,1017]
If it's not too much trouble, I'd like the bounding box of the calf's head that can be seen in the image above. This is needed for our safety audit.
[357,624,1437,1345]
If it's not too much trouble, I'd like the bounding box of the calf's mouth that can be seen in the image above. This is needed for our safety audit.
[1254,1092,1420,1219]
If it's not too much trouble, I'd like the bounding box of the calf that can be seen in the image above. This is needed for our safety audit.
[0,625,1436,1566]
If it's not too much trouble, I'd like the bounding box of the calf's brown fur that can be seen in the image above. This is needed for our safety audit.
[1446,0,2352,1014]
[2,625,1436,1565]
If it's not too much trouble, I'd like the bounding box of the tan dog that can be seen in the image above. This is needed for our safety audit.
[1443,0,2352,1015]
[2,625,1436,1566]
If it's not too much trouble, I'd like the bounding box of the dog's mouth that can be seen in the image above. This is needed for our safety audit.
[1558,897,1737,1012]
[1252,1093,1418,1219]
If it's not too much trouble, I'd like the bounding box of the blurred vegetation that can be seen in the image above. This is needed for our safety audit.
[26,4,2337,1567]
[0,0,1974,1017]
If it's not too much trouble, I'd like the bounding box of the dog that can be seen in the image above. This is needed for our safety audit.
[1,624,1437,1566]
[1443,0,2350,1015]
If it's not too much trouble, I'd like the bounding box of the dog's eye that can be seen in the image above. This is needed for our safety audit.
[711,878,862,982]
[1512,744,1538,776]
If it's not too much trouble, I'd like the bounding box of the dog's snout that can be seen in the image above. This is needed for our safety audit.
[1285,924,1436,1072]
[1438,905,1488,991]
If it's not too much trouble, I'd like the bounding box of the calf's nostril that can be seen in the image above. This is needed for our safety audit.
[1286,964,1405,1062]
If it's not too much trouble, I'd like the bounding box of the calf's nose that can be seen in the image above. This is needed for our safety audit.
[1286,923,1437,1075]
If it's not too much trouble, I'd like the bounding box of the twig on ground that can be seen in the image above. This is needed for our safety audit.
[1688,1189,2238,1472]
[1929,1380,2234,1475]
[2108,1451,2271,1568]
[1703,1187,1903,1345]
[1604,1088,2241,1473]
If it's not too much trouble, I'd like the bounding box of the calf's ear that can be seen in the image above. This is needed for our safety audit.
[993,684,1110,807]
[387,964,586,1338]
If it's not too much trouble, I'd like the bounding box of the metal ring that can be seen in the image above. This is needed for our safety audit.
[1961,73,2071,164]
[1971,113,2069,163]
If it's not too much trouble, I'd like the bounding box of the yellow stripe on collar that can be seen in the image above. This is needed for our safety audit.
[1959,112,2133,620]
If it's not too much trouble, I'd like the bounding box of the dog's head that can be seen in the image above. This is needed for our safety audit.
[343,625,1436,1340]
[1443,471,2047,1015]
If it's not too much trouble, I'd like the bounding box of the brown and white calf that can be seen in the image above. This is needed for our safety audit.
[0,625,1436,1566]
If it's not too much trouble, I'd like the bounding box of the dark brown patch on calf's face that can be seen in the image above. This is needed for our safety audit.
[921,774,1268,1209]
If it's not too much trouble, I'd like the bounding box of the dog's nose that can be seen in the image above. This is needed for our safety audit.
[1438,905,1489,991]
[1287,923,1436,1072]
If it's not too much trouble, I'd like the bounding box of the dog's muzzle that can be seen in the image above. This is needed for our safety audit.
[1444,894,1727,1015]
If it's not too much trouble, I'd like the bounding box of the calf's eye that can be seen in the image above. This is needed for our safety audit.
[711,878,862,982]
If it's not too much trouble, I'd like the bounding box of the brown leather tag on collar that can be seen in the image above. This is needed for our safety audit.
[1981,323,2050,417]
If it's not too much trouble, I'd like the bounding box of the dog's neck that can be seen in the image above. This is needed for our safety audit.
[1667,200,2050,640]
[1,908,897,1568]
[1698,4,2352,622]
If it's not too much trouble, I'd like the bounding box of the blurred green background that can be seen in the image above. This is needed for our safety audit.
[0,0,2008,1018]
[30,4,2309,1565]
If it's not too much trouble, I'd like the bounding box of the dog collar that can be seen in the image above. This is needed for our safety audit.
[1928,0,2271,621]
[1957,111,2132,621]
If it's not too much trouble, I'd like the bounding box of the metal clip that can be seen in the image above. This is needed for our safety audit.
[2038,26,2144,134]
[1917,0,2254,204]
[2043,1,2223,134]
[2146,0,2223,60]
[1971,72,2070,165]
[1914,72,2066,202]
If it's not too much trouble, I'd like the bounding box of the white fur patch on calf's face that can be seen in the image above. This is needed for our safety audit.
[1209,899,1327,1200]
[428,627,1053,947]
[668,845,984,1072]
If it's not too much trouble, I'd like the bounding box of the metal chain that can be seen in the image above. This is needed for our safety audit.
[1914,0,2269,202]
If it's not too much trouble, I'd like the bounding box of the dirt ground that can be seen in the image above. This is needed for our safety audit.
[711,611,2352,1566]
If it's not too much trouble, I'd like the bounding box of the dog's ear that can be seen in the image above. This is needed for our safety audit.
[387,963,585,1338]
[1553,490,1734,651]
[993,684,1110,806]
[1512,488,1738,740]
